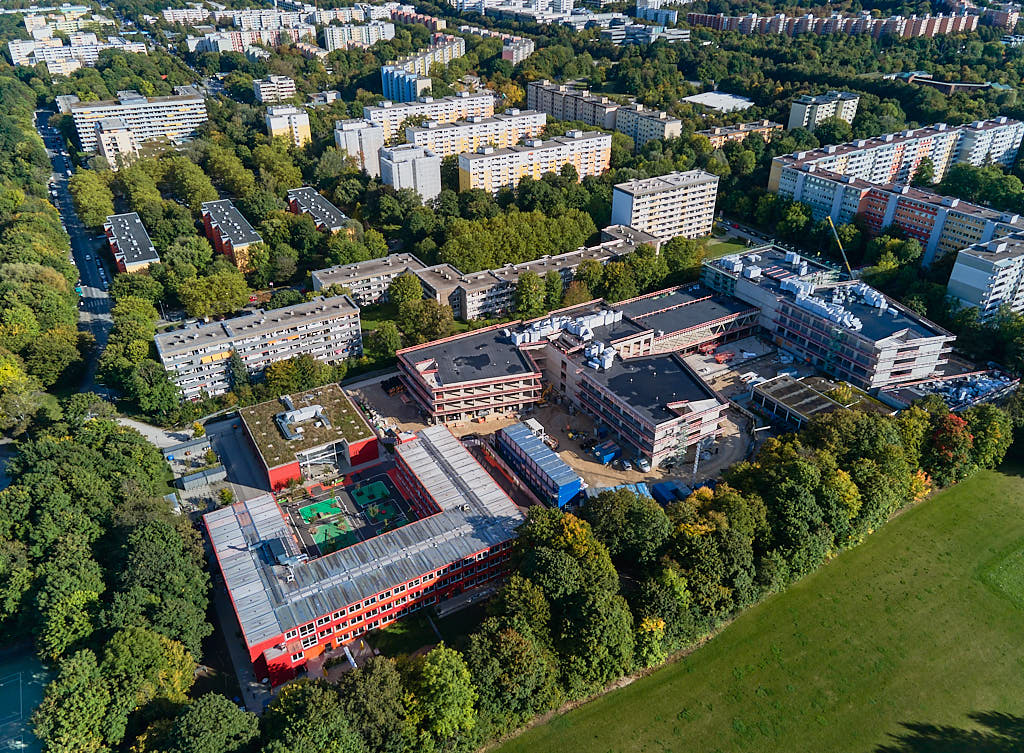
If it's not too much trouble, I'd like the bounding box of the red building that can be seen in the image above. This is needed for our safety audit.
[201,199,263,273]
[238,384,379,490]
[204,424,522,684]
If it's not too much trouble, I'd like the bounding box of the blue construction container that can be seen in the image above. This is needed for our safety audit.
[651,480,692,505]
[592,440,621,465]
[495,422,583,508]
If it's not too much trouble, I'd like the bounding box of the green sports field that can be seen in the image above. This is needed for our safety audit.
[496,462,1024,753]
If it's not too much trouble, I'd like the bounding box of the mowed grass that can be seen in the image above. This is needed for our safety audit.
[496,462,1024,753]
[704,237,749,260]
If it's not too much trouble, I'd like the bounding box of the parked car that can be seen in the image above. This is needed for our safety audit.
[637,458,651,473]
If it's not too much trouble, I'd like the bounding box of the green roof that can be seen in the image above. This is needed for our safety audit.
[239,384,374,469]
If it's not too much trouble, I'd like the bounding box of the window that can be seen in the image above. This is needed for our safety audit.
[285,629,298,639]
[332,611,344,620]
[290,652,304,662]
[318,628,332,639]
[348,605,359,614]
[299,623,315,637]
[301,635,317,649]
[316,615,331,626]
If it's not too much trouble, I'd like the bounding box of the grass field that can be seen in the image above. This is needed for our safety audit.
[496,462,1024,753]
[704,237,748,260]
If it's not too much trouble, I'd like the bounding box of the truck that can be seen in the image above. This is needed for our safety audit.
[592,440,621,465]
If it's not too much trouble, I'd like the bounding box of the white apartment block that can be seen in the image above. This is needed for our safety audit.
[458,130,612,193]
[312,252,429,304]
[324,21,395,51]
[161,7,210,24]
[154,295,363,400]
[364,92,496,142]
[615,104,682,148]
[526,80,619,129]
[381,33,466,102]
[9,35,147,74]
[334,119,386,177]
[947,233,1024,321]
[253,75,296,103]
[95,117,138,167]
[405,109,546,157]
[380,144,442,202]
[787,90,860,130]
[266,105,311,147]
[457,25,535,64]
[225,8,308,29]
[70,88,207,152]
[188,27,316,53]
[611,170,720,240]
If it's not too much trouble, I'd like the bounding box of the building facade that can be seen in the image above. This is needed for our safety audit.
[787,91,860,130]
[334,119,386,177]
[614,104,683,147]
[381,33,466,102]
[495,422,582,507]
[697,119,782,147]
[404,109,546,156]
[458,130,612,193]
[380,144,442,202]
[201,200,263,273]
[323,20,395,51]
[155,295,362,400]
[312,253,429,304]
[70,88,207,152]
[686,10,978,38]
[364,92,496,142]
[95,117,138,167]
[946,233,1024,321]
[253,75,297,103]
[266,105,311,147]
[105,212,159,273]
[610,170,719,240]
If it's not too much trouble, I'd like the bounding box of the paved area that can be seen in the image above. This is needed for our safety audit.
[204,417,271,502]
[209,575,274,713]
[118,417,193,447]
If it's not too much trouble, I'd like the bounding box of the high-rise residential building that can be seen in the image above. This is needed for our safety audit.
[458,130,612,193]
[104,212,159,273]
[614,104,682,147]
[687,10,978,38]
[8,34,146,74]
[70,88,207,152]
[405,109,546,156]
[286,187,350,233]
[787,90,860,130]
[334,119,386,177]
[610,171,719,240]
[188,27,316,54]
[697,120,783,147]
[154,295,362,400]
[253,75,296,103]
[323,20,395,51]
[162,7,211,24]
[364,92,496,142]
[769,119,1024,189]
[94,117,137,167]
[381,33,466,102]
[457,25,535,64]
[265,105,311,147]
[201,200,263,273]
[380,144,442,202]
[526,79,619,129]
[946,233,1024,321]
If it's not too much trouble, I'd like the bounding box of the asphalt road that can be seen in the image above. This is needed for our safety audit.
[34,110,115,397]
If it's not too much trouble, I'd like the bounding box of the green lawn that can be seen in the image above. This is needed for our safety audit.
[704,237,749,260]
[496,461,1024,753]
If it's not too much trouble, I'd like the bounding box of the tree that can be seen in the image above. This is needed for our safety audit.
[624,244,668,292]
[561,280,592,307]
[812,116,853,144]
[411,644,478,747]
[582,489,672,567]
[515,270,546,318]
[178,269,251,319]
[128,360,182,424]
[911,156,935,186]
[68,170,114,229]
[601,261,638,303]
[33,649,111,753]
[164,694,258,753]
[963,404,1013,470]
[337,657,415,753]
[662,236,706,277]
[262,681,367,753]
[23,325,83,387]
[368,321,402,359]
[923,413,975,487]
[543,270,563,309]
[227,351,250,390]
[388,273,423,308]
[574,258,603,295]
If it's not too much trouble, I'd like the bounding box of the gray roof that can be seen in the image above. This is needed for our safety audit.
[613,170,719,198]
[287,187,349,231]
[312,253,428,288]
[202,199,262,247]
[206,425,524,647]
[105,212,158,265]
[400,328,540,386]
[615,285,756,335]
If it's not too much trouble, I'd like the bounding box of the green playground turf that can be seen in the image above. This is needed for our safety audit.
[363,500,401,524]
[312,521,360,554]
[351,481,390,508]
[298,498,342,523]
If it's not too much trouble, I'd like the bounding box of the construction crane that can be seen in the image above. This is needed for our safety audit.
[826,216,856,279]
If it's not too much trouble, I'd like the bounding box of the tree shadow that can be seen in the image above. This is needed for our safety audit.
[875,712,1024,753]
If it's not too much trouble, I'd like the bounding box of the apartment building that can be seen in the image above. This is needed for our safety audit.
[253,75,296,103]
[610,170,719,240]
[334,119,386,177]
[323,20,395,51]
[788,91,860,130]
[364,92,496,142]
[70,88,207,152]
[635,4,678,25]
[769,119,1024,190]
[201,200,263,273]
[405,109,546,156]
[458,130,612,193]
[600,23,690,44]
[10,34,146,75]
[205,424,521,685]
[380,145,442,202]
[686,10,978,38]
[188,27,316,53]
[381,33,466,102]
[266,105,311,147]
[162,7,210,24]
[526,80,620,129]
[697,120,782,148]
[457,25,535,64]
[104,212,159,273]
[287,187,350,232]
[312,253,429,304]
[702,247,955,389]
[95,117,137,167]
[391,6,447,30]
[154,295,362,399]
[615,104,683,147]
[946,233,1024,321]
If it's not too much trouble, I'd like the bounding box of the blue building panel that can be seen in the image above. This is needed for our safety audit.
[496,422,582,507]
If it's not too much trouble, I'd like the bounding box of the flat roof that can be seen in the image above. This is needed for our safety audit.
[793,90,859,104]
[616,285,756,334]
[206,425,524,646]
[697,120,782,137]
[239,383,374,469]
[202,199,261,247]
[154,294,359,357]
[409,109,545,133]
[682,91,754,111]
[400,327,539,387]
[753,374,844,420]
[312,253,428,287]
[105,212,158,264]
[498,422,580,488]
[613,170,719,197]
[287,186,349,230]
[957,232,1024,263]
[460,131,610,162]
[581,353,722,425]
